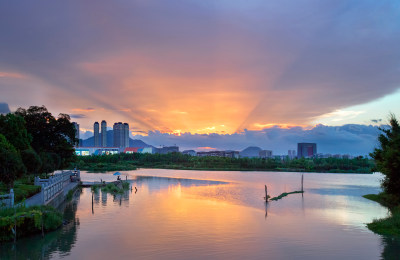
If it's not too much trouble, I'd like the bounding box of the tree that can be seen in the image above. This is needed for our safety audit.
[39,152,56,176]
[0,134,26,188]
[15,106,77,169]
[21,148,42,176]
[0,113,31,151]
[370,114,400,197]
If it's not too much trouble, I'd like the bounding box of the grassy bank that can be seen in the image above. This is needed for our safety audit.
[75,153,374,173]
[0,205,62,242]
[363,193,400,236]
[78,162,137,172]
[0,176,41,204]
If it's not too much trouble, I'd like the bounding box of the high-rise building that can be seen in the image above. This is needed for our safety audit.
[101,120,107,147]
[94,122,100,147]
[124,123,129,148]
[113,122,123,148]
[113,122,130,148]
[72,122,79,147]
[297,143,317,158]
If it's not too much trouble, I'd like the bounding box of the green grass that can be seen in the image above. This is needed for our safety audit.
[363,192,400,236]
[0,205,63,242]
[367,209,400,236]
[79,162,137,172]
[363,193,400,209]
[0,176,41,203]
[269,191,304,201]
[91,181,130,195]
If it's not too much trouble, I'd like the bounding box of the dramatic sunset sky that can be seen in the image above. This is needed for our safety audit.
[1,1,399,153]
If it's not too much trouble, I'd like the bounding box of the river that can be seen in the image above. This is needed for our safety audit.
[1,169,399,259]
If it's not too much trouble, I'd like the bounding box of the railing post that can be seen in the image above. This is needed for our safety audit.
[10,189,14,208]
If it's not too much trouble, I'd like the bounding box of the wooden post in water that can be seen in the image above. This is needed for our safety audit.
[301,174,304,192]
[92,192,94,214]
[265,185,268,202]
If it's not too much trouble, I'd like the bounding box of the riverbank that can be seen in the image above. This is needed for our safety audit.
[76,153,374,173]
[0,205,63,242]
[363,193,400,236]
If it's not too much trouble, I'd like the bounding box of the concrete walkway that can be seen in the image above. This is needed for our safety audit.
[24,181,78,207]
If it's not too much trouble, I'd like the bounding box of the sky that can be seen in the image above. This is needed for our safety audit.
[1,1,399,154]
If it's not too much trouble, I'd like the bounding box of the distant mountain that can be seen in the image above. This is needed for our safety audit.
[240,146,262,158]
[81,130,153,148]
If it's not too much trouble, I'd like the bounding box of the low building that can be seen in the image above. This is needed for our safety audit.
[182,150,196,156]
[288,150,296,159]
[124,147,142,154]
[141,147,157,154]
[156,146,179,154]
[197,150,239,158]
[75,147,120,156]
[259,150,273,159]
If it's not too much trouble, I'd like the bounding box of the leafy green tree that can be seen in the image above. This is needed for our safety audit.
[15,106,77,169]
[370,114,400,197]
[21,148,42,176]
[39,152,56,176]
[0,113,31,151]
[0,134,26,188]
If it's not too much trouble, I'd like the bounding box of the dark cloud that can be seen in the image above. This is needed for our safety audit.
[0,1,399,131]
[371,119,382,123]
[135,124,382,156]
[0,102,10,114]
[70,114,87,119]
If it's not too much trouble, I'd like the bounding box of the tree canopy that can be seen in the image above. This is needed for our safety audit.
[0,134,26,188]
[15,106,77,168]
[370,114,400,197]
[0,113,31,151]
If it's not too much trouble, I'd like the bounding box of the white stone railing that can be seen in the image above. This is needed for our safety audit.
[34,170,75,204]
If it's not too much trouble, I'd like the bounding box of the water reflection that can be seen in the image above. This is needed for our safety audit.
[380,236,400,260]
[0,189,81,259]
[1,171,400,259]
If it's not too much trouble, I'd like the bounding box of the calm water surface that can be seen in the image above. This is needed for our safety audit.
[2,169,400,259]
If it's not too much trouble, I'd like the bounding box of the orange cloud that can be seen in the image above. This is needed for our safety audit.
[253,123,307,129]
[0,71,25,79]
[197,147,217,150]
[72,108,96,112]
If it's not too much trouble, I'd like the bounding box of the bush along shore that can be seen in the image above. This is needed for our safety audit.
[91,181,130,195]
[364,114,400,236]
[75,152,374,173]
[363,193,400,236]
[0,205,63,242]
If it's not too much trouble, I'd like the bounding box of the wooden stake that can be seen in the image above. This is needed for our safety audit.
[265,185,268,202]
[92,192,94,214]
[301,174,304,192]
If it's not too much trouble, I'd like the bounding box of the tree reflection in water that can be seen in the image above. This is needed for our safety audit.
[380,236,400,260]
[0,189,81,259]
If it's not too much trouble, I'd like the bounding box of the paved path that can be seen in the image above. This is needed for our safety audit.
[24,191,43,207]
[24,181,79,207]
